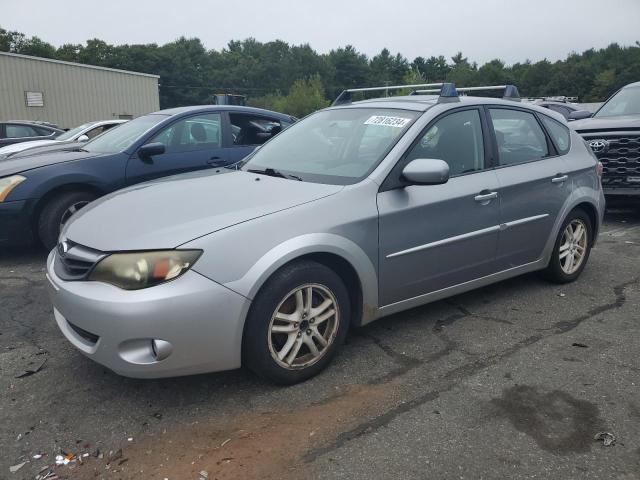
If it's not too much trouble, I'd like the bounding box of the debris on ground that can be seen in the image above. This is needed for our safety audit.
[9,461,27,473]
[55,453,76,465]
[107,449,123,464]
[220,438,231,448]
[558,293,566,298]
[14,358,47,378]
[594,431,616,446]
[199,470,209,480]
[572,342,589,348]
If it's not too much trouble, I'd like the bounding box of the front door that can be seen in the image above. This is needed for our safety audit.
[126,112,228,185]
[378,108,501,306]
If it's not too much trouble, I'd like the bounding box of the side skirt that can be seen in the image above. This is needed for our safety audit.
[366,258,546,324]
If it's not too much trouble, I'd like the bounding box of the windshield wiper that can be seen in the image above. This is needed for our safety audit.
[247,168,302,181]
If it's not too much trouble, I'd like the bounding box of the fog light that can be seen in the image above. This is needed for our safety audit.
[151,339,173,361]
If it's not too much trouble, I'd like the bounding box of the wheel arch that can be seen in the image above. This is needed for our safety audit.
[542,191,603,264]
[31,182,105,233]
[234,233,379,329]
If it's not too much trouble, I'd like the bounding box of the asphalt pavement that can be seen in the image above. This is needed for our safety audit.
[1,208,639,479]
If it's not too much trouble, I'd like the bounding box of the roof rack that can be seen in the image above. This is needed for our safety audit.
[412,84,521,102]
[332,83,520,106]
[332,83,459,106]
[522,95,578,103]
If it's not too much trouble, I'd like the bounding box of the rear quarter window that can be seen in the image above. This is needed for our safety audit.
[540,115,571,155]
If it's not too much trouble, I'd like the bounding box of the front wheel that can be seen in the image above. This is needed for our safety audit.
[37,191,96,250]
[243,261,350,384]
[542,209,593,283]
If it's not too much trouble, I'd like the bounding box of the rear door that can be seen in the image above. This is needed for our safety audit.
[488,107,571,270]
[126,112,228,185]
[377,107,501,306]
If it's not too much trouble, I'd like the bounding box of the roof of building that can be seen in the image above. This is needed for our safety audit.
[0,51,160,79]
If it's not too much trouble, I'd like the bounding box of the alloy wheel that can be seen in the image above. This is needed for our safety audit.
[268,283,339,369]
[59,200,90,232]
[559,219,588,275]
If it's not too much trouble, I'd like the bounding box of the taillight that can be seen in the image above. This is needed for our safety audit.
[596,161,603,178]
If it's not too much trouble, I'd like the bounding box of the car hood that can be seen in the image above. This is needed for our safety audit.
[0,148,102,177]
[570,115,640,133]
[63,169,344,251]
[0,139,59,156]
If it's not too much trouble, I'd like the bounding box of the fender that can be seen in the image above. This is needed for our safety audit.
[222,232,379,324]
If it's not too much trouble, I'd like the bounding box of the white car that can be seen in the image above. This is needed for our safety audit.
[0,119,127,158]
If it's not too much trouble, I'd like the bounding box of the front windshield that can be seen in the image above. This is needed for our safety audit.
[57,123,94,141]
[595,87,640,118]
[242,108,419,184]
[82,114,167,154]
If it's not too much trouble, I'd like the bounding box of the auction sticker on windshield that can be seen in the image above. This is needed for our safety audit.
[364,116,412,128]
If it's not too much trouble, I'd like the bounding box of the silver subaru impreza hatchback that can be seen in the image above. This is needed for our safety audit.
[46,83,605,384]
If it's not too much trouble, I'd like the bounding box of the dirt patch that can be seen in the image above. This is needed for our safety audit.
[66,383,393,479]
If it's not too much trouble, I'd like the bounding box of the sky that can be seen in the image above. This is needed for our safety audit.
[2,0,639,65]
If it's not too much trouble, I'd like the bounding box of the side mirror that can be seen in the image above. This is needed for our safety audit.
[77,134,89,143]
[138,142,165,160]
[402,159,450,186]
[568,110,592,121]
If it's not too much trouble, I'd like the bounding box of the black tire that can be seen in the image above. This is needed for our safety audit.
[242,260,350,385]
[37,191,96,250]
[542,208,593,284]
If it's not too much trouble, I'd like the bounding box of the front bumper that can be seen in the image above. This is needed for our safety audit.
[46,250,251,378]
[603,187,640,197]
[0,199,36,246]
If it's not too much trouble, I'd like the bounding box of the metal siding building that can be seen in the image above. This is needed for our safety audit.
[0,52,160,129]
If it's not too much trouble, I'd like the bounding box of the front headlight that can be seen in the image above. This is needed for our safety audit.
[88,250,202,290]
[0,175,26,202]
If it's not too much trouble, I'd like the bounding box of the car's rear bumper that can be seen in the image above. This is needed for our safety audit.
[46,250,251,378]
[0,199,36,247]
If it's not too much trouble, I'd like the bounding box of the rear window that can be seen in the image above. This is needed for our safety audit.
[540,115,571,155]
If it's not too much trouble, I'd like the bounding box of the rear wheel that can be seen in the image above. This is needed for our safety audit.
[37,191,96,250]
[543,209,592,283]
[243,261,350,384]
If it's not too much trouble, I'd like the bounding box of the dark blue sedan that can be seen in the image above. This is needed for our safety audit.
[0,105,296,249]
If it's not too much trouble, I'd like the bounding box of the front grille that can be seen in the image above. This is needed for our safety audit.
[578,130,640,189]
[54,240,106,281]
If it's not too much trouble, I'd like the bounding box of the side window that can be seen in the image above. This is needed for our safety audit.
[406,109,485,177]
[489,108,549,166]
[6,124,38,138]
[148,113,221,153]
[230,113,284,146]
[85,126,105,139]
[540,115,571,155]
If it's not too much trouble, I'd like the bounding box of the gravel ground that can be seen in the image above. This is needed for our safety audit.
[1,208,639,480]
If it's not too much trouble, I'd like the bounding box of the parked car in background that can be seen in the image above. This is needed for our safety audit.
[570,81,640,199]
[0,105,296,249]
[0,121,64,147]
[0,120,128,159]
[527,98,583,120]
[46,83,604,384]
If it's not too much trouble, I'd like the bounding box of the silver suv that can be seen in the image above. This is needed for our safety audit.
[46,83,605,384]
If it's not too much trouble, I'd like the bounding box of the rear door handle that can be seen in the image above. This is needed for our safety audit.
[474,191,498,202]
[551,174,568,184]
